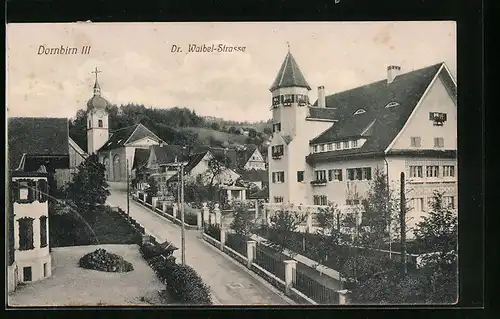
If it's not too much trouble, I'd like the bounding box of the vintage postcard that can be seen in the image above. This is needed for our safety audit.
[6,21,457,307]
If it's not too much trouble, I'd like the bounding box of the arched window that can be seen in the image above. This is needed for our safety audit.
[354,109,366,115]
[385,102,400,108]
[98,120,103,128]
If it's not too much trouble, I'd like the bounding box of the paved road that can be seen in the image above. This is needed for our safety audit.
[107,189,290,305]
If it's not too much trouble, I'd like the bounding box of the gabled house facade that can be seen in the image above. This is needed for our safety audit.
[238,145,267,171]
[267,50,457,237]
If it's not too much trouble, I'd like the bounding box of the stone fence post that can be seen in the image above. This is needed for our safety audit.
[338,290,351,305]
[214,203,221,225]
[202,203,210,224]
[162,202,168,213]
[197,210,203,230]
[172,204,178,219]
[306,210,313,233]
[246,240,257,269]
[220,228,226,251]
[284,260,297,295]
[152,197,158,210]
[254,199,259,220]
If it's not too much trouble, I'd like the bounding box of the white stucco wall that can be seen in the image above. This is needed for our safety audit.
[87,109,109,154]
[12,176,52,283]
[390,71,457,151]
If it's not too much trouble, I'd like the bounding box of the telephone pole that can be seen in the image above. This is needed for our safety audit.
[126,159,130,219]
[180,163,186,266]
[400,172,407,275]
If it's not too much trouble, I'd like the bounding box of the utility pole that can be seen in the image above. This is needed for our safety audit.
[400,172,407,275]
[180,162,186,266]
[126,159,130,219]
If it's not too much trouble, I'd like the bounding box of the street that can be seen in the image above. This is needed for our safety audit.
[106,188,291,305]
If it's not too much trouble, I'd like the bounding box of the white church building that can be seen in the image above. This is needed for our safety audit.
[267,50,457,234]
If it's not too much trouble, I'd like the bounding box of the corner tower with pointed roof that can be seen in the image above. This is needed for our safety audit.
[87,67,110,154]
[269,47,311,138]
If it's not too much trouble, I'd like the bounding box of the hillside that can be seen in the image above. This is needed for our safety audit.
[69,104,271,152]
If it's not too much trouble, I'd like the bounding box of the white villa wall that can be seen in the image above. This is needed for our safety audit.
[12,176,52,283]
[390,72,457,151]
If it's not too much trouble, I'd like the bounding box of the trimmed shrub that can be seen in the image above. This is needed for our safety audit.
[140,242,177,260]
[158,263,212,304]
[79,248,134,272]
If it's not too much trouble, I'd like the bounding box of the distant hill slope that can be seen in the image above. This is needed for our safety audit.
[181,127,249,146]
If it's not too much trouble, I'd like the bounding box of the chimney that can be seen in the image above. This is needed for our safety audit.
[317,86,326,108]
[387,65,401,84]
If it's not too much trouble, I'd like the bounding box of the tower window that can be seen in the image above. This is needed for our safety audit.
[18,217,35,251]
[98,120,103,128]
[410,137,421,147]
[40,215,48,248]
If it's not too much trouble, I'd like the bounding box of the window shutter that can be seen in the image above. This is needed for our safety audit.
[281,172,285,183]
[443,113,447,121]
[39,179,48,203]
[429,112,434,120]
[339,170,343,181]
[27,180,35,203]
[328,170,332,181]
[11,180,20,203]
[272,173,276,183]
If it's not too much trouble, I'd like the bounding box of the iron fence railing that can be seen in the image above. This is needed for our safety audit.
[226,233,247,256]
[254,245,286,281]
[292,268,339,304]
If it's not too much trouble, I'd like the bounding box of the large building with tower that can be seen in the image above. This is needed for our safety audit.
[267,49,457,235]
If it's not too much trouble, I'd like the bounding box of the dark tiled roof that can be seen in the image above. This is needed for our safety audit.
[307,107,337,121]
[98,123,161,152]
[310,63,445,156]
[237,169,269,183]
[194,146,238,169]
[184,152,207,173]
[152,145,190,165]
[132,148,150,170]
[8,117,70,171]
[270,52,311,91]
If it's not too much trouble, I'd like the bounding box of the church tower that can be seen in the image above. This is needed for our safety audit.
[86,67,109,154]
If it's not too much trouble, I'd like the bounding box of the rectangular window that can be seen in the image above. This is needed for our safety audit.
[362,167,372,180]
[443,196,455,209]
[313,195,328,206]
[328,169,343,181]
[434,137,445,148]
[412,198,424,212]
[23,267,32,282]
[18,217,34,251]
[274,196,284,203]
[297,171,304,182]
[272,123,281,133]
[409,165,423,178]
[355,168,363,180]
[426,165,440,178]
[327,143,333,151]
[343,141,350,149]
[314,170,327,181]
[351,140,358,148]
[272,96,280,106]
[347,168,355,181]
[272,171,285,183]
[335,142,341,150]
[410,137,421,147]
[443,165,455,177]
[319,144,325,152]
[313,145,319,153]
[40,215,48,248]
[272,145,284,157]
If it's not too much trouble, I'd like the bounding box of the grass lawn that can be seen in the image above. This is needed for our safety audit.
[8,245,165,306]
[50,205,142,247]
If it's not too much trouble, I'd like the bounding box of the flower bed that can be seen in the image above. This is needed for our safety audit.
[79,248,134,272]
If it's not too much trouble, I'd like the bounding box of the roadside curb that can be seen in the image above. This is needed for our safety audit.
[198,235,297,305]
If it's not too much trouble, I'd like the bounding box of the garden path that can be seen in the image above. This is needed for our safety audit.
[107,189,291,305]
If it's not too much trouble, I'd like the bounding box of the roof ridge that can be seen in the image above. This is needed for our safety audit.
[110,124,138,133]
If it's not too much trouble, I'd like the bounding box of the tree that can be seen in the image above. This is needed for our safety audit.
[228,126,238,134]
[358,168,400,249]
[248,128,257,138]
[66,154,110,217]
[266,209,306,254]
[203,153,231,195]
[229,203,255,237]
[145,176,159,199]
[210,122,220,131]
[413,191,458,303]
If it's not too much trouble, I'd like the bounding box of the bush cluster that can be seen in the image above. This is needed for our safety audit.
[79,248,134,272]
[203,224,221,241]
[140,243,212,305]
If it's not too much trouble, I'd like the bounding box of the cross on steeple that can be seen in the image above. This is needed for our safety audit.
[91,67,102,95]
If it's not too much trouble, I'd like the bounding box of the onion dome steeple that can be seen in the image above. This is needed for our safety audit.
[269,43,311,92]
[87,67,109,110]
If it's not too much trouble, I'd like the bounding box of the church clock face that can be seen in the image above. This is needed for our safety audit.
[95,109,106,118]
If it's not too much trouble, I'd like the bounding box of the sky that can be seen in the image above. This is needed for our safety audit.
[6,22,456,122]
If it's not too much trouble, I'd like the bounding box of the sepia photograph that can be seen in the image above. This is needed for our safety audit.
[6,21,457,307]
